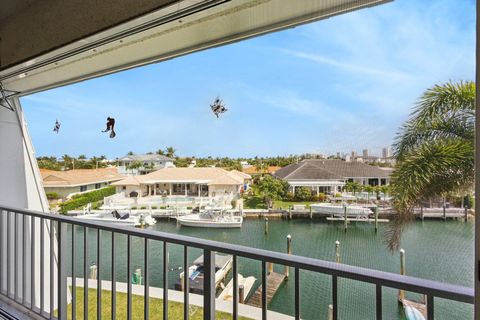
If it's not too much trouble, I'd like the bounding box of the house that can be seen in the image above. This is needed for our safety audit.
[273,159,392,195]
[111,167,251,199]
[41,167,124,198]
[117,154,175,175]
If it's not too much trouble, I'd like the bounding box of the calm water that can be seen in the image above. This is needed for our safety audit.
[69,219,474,319]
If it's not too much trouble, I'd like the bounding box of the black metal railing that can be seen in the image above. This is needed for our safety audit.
[0,205,474,319]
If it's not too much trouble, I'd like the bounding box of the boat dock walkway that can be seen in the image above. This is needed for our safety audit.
[247,272,286,307]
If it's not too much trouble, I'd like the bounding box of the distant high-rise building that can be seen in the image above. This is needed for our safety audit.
[382,147,392,159]
[362,149,369,158]
[336,152,341,158]
[351,151,357,158]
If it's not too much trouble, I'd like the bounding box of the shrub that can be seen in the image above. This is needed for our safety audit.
[317,192,327,202]
[59,186,115,213]
[151,206,158,210]
[294,187,313,201]
[131,206,137,210]
[140,206,147,210]
[46,192,60,200]
[285,192,295,201]
[231,199,237,208]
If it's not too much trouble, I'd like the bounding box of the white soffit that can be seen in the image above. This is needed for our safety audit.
[1,0,391,95]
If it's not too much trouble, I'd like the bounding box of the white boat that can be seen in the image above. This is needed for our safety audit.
[75,211,139,226]
[176,211,243,228]
[310,203,372,218]
[404,305,426,320]
[218,274,256,302]
[175,253,233,294]
[76,210,156,226]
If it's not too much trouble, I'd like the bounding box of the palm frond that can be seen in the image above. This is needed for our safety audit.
[386,138,474,250]
[393,81,474,159]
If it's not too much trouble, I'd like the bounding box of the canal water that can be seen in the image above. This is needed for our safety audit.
[70,219,474,319]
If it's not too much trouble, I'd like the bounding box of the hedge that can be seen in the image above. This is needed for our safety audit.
[46,192,60,200]
[59,186,116,213]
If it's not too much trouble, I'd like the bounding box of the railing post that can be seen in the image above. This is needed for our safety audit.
[57,221,67,320]
[203,249,216,320]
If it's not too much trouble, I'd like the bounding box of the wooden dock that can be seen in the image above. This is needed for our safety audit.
[246,272,285,307]
[326,217,389,223]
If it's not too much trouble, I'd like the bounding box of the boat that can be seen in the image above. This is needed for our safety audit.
[176,210,243,228]
[75,210,156,226]
[310,203,372,218]
[175,253,233,294]
[404,305,426,320]
[218,274,256,302]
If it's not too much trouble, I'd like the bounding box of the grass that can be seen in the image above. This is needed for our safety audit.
[67,287,251,320]
[243,196,318,210]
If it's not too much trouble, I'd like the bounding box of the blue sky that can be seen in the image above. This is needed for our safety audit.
[21,0,475,159]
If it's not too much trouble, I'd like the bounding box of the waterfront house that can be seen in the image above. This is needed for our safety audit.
[111,167,251,199]
[117,153,175,175]
[273,159,392,195]
[41,167,123,198]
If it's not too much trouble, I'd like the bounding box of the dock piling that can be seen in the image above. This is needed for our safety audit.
[465,207,468,221]
[335,241,340,263]
[343,205,347,232]
[309,206,312,219]
[443,204,446,221]
[268,262,273,274]
[328,304,333,320]
[421,206,424,221]
[399,249,405,301]
[374,206,378,232]
[289,206,292,220]
[239,285,245,303]
[284,234,292,279]
[264,217,268,235]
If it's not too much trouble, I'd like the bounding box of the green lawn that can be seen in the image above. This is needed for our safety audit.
[243,196,317,210]
[67,287,251,320]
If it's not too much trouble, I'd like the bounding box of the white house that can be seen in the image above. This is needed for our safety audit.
[41,167,124,198]
[273,159,392,195]
[111,167,251,200]
[117,154,175,175]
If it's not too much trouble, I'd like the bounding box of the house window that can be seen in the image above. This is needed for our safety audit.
[80,185,87,192]
[95,183,101,189]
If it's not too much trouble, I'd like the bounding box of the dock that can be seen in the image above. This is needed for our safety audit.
[246,272,285,307]
[326,217,389,222]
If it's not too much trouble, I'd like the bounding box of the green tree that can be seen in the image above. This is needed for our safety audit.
[255,175,289,208]
[165,147,176,158]
[294,187,313,201]
[127,151,134,156]
[156,149,165,155]
[388,81,474,250]
[363,185,374,202]
[345,181,362,196]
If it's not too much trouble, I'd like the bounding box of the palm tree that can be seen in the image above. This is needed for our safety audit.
[387,81,474,250]
[156,149,165,155]
[364,185,374,202]
[165,147,176,158]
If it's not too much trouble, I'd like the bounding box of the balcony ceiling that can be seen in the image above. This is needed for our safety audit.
[0,0,391,94]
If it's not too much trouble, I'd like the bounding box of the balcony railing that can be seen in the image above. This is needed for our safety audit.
[0,205,474,319]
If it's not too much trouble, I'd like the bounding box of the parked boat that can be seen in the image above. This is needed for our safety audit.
[218,274,256,302]
[310,203,372,218]
[176,210,243,228]
[175,253,233,294]
[404,305,426,320]
[75,210,156,226]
